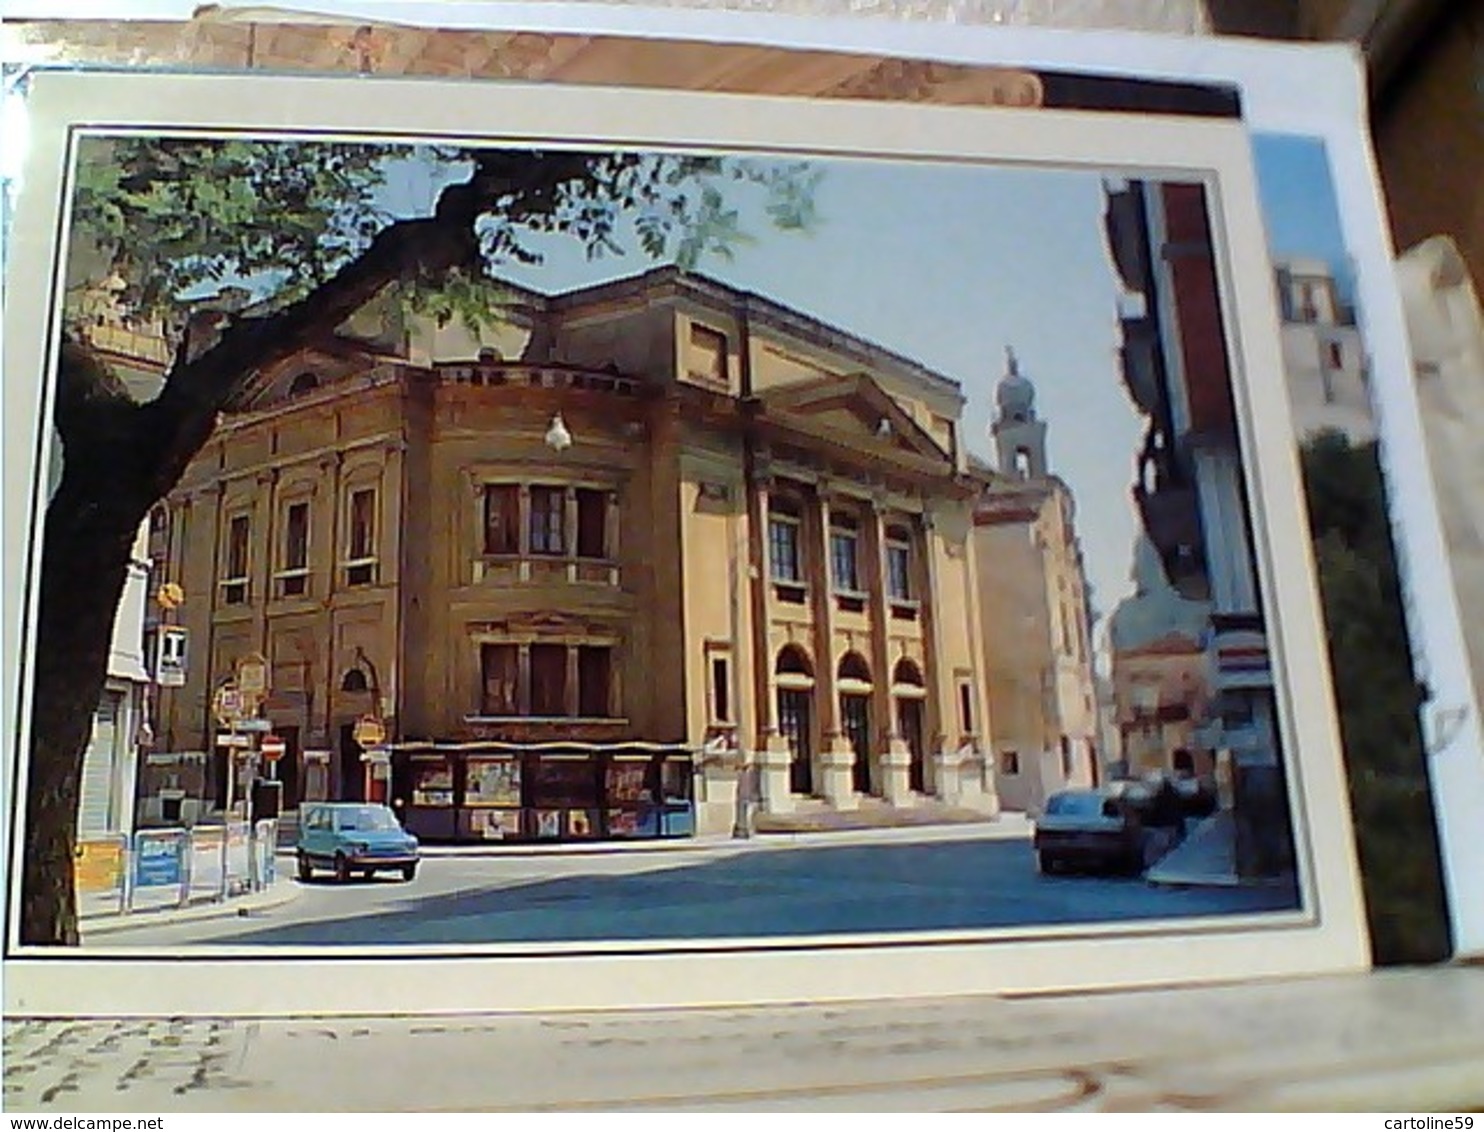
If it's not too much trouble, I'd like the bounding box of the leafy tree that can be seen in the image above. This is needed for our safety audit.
[26,134,817,945]
[1299,429,1451,964]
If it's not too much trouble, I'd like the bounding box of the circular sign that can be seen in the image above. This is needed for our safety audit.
[260,735,287,762]
[352,714,385,748]
[156,582,185,610]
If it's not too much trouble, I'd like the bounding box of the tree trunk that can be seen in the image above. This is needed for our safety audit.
[18,207,482,944]
[20,441,148,945]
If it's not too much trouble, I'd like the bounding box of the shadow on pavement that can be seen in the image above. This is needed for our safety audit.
[191,837,1301,949]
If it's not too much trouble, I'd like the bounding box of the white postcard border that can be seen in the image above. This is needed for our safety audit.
[3,69,1370,1015]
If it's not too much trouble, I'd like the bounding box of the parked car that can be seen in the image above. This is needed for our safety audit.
[296,803,420,883]
[1032,788,1149,876]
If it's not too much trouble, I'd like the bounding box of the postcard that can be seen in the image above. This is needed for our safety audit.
[1,62,1384,1014]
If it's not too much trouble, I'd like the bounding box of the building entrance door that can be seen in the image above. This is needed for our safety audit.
[337,723,366,802]
[778,689,814,796]
[275,724,302,808]
[899,699,926,793]
[842,694,872,794]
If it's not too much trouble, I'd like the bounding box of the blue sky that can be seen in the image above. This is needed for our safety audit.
[1251,133,1353,300]
[380,133,1352,628]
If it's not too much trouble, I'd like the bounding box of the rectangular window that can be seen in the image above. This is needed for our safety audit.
[576,489,607,559]
[1325,340,1343,370]
[347,488,376,585]
[932,414,958,463]
[578,645,612,718]
[768,512,802,584]
[483,484,519,555]
[281,501,309,596]
[530,643,568,716]
[480,644,520,716]
[1001,750,1020,776]
[688,323,728,387]
[958,680,975,736]
[1298,283,1318,323]
[710,654,731,723]
[222,514,250,604]
[829,516,859,593]
[529,486,566,557]
[887,539,912,601]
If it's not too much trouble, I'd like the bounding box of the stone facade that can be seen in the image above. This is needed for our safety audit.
[151,267,998,838]
[972,352,1098,813]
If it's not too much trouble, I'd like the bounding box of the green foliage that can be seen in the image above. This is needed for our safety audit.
[1299,429,1451,964]
[67,139,821,336]
[70,136,405,319]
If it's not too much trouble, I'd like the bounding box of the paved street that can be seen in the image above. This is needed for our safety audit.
[85,832,1298,948]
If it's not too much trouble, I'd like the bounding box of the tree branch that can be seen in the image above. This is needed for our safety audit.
[140,206,482,498]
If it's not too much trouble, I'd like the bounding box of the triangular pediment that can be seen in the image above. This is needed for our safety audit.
[755,373,951,465]
[241,337,387,411]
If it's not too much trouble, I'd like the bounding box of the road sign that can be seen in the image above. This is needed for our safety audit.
[236,653,269,696]
[261,735,287,762]
[213,683,242,726]
[156,581,185,610]
[235,718,272,733]
[215,732,252,749]
[155,626,188,687]
[352,714,385,748]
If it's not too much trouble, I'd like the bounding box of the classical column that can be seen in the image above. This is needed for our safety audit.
[517,643,532,715]
[918,508,961,803]
[605,489,620,587]
[565,644,580,717]
[517,485,532,582]
[564,485,578,583]
[810,487,855,808]
[867,501,913,805]
[748,473,795,814]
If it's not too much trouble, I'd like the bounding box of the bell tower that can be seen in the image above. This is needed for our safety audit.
[991,346,1048,478]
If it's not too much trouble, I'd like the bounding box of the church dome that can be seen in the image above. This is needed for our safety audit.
[996,347,1036,421]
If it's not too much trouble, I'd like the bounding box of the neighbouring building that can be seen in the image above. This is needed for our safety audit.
[1275,256,1375,443]
[76,520,152,846]
[1108,537,1214,778]
[69,284,172,847]
[1104,177,1294,878]
[972,350,1098,812]
[151,266,1000,842]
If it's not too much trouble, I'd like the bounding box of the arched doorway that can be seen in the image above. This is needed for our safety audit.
[775,645,816,796]
[893,658,928,793]
[838,652,874,795]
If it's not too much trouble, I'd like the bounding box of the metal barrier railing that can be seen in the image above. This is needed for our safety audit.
[74,834,129,917]
[130,828,190,911]
[77,819,282,920]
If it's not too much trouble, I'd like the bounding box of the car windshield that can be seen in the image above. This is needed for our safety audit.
[336,806,399,832]
[1044,792,1107,817]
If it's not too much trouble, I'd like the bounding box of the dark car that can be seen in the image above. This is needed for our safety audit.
[296,803,420,883]
[1032,788,1148,876]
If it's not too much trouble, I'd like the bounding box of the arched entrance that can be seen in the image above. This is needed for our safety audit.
[838,652,874,795]
[775,645,816,796]
[893,658,928,793]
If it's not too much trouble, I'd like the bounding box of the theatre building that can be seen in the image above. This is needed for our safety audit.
[152,266,998,840]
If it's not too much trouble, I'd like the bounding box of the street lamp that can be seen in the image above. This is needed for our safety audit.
[544,412,573,452]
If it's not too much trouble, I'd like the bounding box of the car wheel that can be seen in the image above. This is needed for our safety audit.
[297,854,313,882]
[401,863,417,882]
[334,853,351,884]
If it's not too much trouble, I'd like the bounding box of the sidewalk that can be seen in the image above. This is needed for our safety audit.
[1146,811,1240,887]
[78,877,301,939]
[4,963,1482,1111]
[411,813,1034,858]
